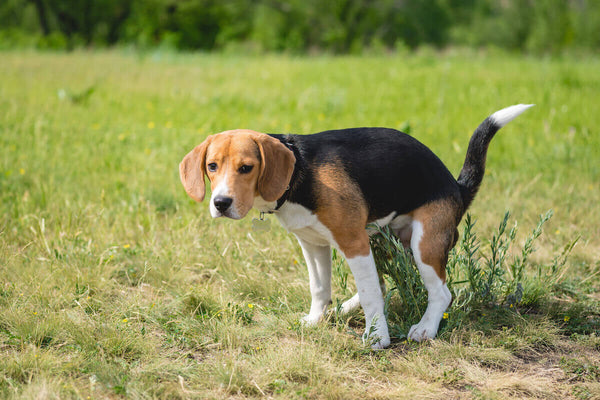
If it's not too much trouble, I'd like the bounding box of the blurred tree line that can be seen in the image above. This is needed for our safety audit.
[1,0,599,53]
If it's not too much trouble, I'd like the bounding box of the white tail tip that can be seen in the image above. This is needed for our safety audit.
[490,104,535,128]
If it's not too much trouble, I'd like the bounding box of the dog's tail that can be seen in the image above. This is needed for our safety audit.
[457,104,534,210]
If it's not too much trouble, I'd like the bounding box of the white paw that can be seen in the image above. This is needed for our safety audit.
[340,294,360,315]
[363,317,391,350]
[408,321,438,342]
[300,313,322,326]
[367,334,391,350]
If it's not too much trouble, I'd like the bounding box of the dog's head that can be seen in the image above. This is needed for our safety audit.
[179,129,296,219]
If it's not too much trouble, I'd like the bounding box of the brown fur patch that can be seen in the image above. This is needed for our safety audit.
[411,199,462,282]
[313,161,370,258]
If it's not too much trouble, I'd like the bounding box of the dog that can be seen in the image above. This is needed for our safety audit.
[179,104,533,349]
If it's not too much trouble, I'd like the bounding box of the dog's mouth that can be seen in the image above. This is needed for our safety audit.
[214,210,243,220]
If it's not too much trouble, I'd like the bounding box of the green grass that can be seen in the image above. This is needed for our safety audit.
[0,49,599,399]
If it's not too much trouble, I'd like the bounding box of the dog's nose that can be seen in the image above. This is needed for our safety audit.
[213,196,233,213]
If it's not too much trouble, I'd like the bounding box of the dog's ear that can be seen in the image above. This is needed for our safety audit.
[254,134,296,202]
[179,136,213,202]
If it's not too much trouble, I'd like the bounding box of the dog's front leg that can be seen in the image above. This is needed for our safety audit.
[296,237,332,326]
[346,250,391,350]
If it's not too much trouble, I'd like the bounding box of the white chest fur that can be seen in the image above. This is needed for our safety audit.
[275,202,334,247]
[253,197,334,247]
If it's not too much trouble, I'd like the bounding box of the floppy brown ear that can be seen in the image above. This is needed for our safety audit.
[179,136,213,202]
[254,134,296,202]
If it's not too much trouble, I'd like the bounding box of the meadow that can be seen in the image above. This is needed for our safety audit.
[0,50,599,399]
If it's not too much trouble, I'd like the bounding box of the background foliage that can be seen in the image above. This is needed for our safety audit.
[1,0,600,53]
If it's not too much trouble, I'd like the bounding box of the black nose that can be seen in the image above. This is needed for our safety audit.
[214,196,233,213]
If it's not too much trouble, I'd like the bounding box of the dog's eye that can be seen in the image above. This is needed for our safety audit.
[207,163,217,172]
[238,165,253,174]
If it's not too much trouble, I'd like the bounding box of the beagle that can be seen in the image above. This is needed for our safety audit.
[180,104,533,349]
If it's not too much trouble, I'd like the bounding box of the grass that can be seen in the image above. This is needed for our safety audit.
[0,49,599,399]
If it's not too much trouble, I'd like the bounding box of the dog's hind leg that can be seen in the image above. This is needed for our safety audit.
[407,203,456,342]
[297,237,332,326]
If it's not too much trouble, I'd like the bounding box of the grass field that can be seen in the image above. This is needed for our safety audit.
[1,50,599,399]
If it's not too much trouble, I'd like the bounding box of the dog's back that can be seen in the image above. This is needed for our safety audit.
[270,128,462,221]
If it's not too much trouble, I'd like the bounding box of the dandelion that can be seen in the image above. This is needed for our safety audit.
[33,311,38,315]
[123,244,131,249]
[443,312,449,319]
[247,303,254,309]
[122,318,128,323]
[147,121,155,129]
[564,316,570,322]
[19,168,25,175]
[509,304,514,308]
